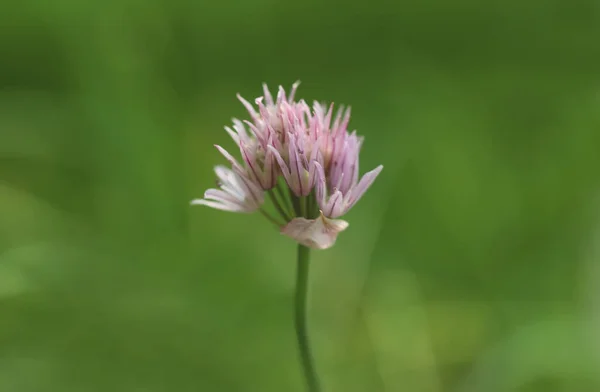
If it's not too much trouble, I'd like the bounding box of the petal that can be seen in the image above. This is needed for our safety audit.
[237,94,259,122]
[264,135,276,188]
[281,212,349,250]
[209,165,264,210]
[276,85,286,105]
[340,137,359,194]
[346,165,383,212]
[190,198,250,213]
[214,145,245,173]
[240,141,264,187]
[307,145,320,187]
[312,161,327,211]
[288,80,301,102]
[232,119,251,144]
[324,102,334,129]
[236,172,264,206]
[224,126,239,145]
[288,133,304,195]
[241,120,267,150]
[262,83,274,106]
[204,188,242,204]
[268,144,292,186]
[325,189,344,218]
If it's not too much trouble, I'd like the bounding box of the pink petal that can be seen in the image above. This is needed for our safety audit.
[214,145,245,173]
[204,189,241,204]
[264,135,276,188]
[288,133,304,196]
[232,119,251,144]
[324,102,334,129]
[268,144,292,187]
[240,141,263,188]
[276,85,286,105]
[262,83,274,106]
[288,80,301,102]
[191,198,250,213]
[224,126,239,145]
[307,144,320,187]
[236,94,259,122]
[313,161,327,210]
[236,172,264,205]
[325,190,344,218]
[346,165,383,212]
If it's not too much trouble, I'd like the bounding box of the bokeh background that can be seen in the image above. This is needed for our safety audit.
[2,0,600,391]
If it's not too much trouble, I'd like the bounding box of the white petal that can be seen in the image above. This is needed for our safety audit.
[281,212,349,250]
[192,166,263,213]
[190,199,249,212]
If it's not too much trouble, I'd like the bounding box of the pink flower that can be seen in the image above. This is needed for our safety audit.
[191,82,383,249]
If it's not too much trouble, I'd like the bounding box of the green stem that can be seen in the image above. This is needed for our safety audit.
[259,208,284,227]
[299,196,307,218]
[295,244,321,392]
[276,182,294,216]
[268,190,292,222]
[291,192,303,217]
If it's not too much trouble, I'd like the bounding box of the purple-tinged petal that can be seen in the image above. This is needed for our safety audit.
[224,126,240,145]
[313,161,327,210]
[204,189,241,204]
[192,166,263,213]
[262,83,274,106]
[288,133,305,196]
[334,173,344,193]
[232,119,251,143]
[307,144,321,187]
[345,165,383,212]
[276,85,286,105]
[191,198,249,212]
[332,105,345,131]
[268,144,293,189]
[262,133,277,189]
[340,138,359,193]
[237,94,259,122]
[236,172,264,205]
[288,80,300,102]
[339,106,352,132]
[324,102,334,130]
[281,213,349,249]
[240,141,263,187]
[214,145,245,173]
[325,190,343,218]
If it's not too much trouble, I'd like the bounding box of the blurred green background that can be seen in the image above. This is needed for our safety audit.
[2,0,600,391]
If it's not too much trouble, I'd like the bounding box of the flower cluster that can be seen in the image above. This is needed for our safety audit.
[191,82,383,249]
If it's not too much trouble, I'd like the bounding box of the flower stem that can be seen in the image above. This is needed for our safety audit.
[276,181,294,216]
[290,192,303,217]
[259,208,285,227]
[268,190,292,222]
[295,244,321,392]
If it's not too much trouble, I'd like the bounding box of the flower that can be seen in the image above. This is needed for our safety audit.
[191,82,383,249]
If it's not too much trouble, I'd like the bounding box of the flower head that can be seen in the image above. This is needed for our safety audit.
[191,82,383,249]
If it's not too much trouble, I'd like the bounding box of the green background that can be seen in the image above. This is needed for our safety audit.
[1,0,600,391]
